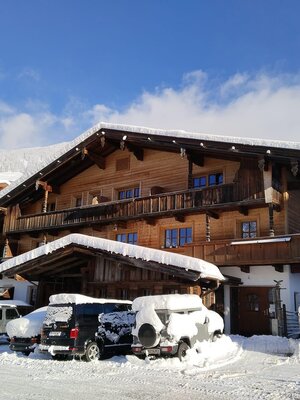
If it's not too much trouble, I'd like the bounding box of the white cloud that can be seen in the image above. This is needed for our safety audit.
[17,68,40,82]
[1,70,300,150]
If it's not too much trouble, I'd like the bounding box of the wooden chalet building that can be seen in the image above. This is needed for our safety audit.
[0,122,300,336]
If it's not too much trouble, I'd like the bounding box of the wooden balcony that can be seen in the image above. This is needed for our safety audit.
[5,183,264,235]
[175,234,300,267]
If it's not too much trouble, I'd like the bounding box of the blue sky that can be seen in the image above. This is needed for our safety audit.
[1,1,300,149]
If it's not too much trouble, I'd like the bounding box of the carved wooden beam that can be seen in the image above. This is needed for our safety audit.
[175,214,185,223]
[82,148,105,169]
[126,144,144,161]
[206,210,219,219]
[238,206,248,216]
[187,152,204,167]
[144,217,156,226]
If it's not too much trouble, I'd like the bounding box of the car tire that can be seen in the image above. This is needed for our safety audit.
[177,341,190,361]
[138,323,159,348]
[22,351,31,357]
[83,341,101,362]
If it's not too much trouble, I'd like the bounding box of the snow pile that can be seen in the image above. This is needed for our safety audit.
[6,307,47,338]
[167,313,200,341]
[49,293,131,306]
[242,335,292,355]
[97,311,135,344]
[0,234,225,282]
[132,294,203,312]
[44,306,73,325]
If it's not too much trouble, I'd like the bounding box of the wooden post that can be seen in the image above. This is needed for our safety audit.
[205,213,211,242]
[188,158,193,189]
[269,204,275,237]
[42,189,49,213]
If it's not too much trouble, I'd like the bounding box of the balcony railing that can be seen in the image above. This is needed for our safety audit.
[5,183,264,234]
[172,234,300,267]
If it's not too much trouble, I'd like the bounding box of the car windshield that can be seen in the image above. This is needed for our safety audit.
[43,305,73,326]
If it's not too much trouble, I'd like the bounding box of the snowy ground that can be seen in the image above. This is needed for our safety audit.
[0,335,299,400]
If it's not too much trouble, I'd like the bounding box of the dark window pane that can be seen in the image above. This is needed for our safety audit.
[193,176,206,188]
[134,187,140,197]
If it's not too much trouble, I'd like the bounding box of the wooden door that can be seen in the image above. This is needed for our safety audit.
[237,286,271,336]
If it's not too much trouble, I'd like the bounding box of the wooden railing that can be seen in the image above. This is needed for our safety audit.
[5,183,264,234]
[174,234,300,267]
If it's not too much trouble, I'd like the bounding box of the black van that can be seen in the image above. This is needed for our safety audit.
[40,294,135,361]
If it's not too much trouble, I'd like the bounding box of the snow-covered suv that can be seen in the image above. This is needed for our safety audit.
[131,294,224,360]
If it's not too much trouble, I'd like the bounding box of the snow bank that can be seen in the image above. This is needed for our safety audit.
[0,234,225,282]
[6,307,47,338]
[49,293,132,306]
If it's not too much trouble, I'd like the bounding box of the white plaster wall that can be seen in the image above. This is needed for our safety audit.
[220,265,292,334]
[289,272,300,312]
[0,278,35,303]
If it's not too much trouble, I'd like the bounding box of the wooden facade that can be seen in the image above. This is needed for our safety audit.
[1,124,300,333]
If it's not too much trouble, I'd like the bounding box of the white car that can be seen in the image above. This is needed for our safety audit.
[6,307,47,355]
[131,294,224,360]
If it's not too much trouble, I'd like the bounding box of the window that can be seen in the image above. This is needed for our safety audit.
[6,308,19,320]
[193,172,223,188]
[74,196,82,207]
[116,232,138,245]
[209,173,223,186]
[46,202,56,212]
[193,176,207,188]
[165,227,192,248]
[241,221,257,238]
[118,187,140,200]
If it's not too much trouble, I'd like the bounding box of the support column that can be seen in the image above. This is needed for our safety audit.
[205,213,211,242]
[269,204,275,237]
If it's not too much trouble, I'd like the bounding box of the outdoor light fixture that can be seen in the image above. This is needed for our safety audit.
[180,148,186,158]
[100,135,106,148]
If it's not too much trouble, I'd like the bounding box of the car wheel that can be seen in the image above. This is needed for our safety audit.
[83,341,101,362]
[21,351,31,356]
[177,341,190,361]
[138,323,159,348]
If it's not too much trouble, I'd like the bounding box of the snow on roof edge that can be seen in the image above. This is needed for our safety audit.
[0,233,225,281]
[1,121,300,200]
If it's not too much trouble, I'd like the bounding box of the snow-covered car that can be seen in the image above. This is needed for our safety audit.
[0,303,20,337]
[7,306,47,355]
[40,293,135,361]
[131,294,224,360]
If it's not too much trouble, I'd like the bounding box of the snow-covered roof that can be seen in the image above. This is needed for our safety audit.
[0,300,32,307]
[0,233,225,282]
[49,293,132,305]
[132,294,203,312]
[1,121,300,200]
[0,172,23,185]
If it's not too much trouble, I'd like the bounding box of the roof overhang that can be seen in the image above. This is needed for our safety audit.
[0,234,225,283]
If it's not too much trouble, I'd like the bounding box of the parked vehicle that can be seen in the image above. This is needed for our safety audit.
[40,293,135,361]
[0,303,20,337]
[131,294,224,360]
[7,306,47,355]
